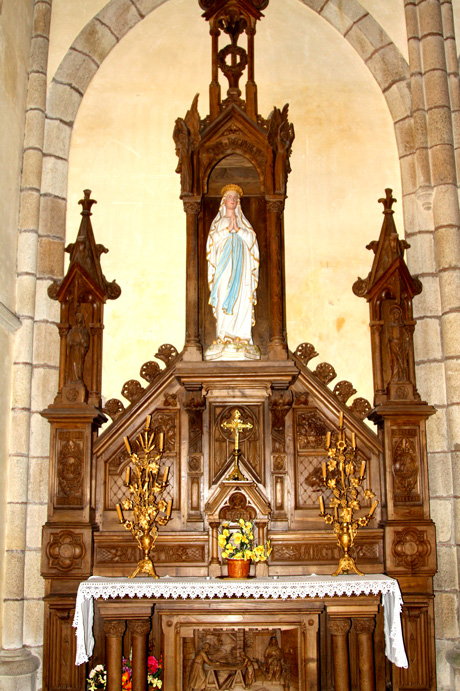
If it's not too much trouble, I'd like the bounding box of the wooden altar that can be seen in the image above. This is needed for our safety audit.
[40,1,437,690]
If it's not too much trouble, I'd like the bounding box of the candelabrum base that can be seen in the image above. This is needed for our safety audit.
[331,554,364,577]
[130,557,159,579]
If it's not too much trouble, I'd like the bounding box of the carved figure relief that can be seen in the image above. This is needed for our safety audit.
[387,304,410,383]
[67,312,90,385]
[219,492,257,522]
[295,411,329,450]
[392,430,419,501]
[56,435,84,506]
[184,627,298,691]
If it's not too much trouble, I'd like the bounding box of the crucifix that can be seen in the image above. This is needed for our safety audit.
[221,409,253,481]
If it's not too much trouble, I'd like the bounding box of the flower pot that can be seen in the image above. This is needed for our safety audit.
[227,558,251,578]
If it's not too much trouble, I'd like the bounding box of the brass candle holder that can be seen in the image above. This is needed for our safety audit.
[116,415,172,578]
[319,412,378,577]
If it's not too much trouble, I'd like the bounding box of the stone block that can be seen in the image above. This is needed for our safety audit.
[23,599,45,648]
[399,151,417,195]
[5,503,27,551]
[73,17,118,66]
[33,278,60,322]
[320,0,361,36]
[30,35,49,74]
[444,359,460,401]
[426,407,449,453]
[384,79,412,123]
[46,81,82,126]
[431,498,452,542]
[38,193,67,240]
[97,0,142,41]
[33,0,51,37]
[33,321,59,367]
[9,409,31,457]
[430,145,457,186]
[346,12,390,62]
[366,43,409,93]
[0,647,41,691]
[454,498,460,544]
[26,504,47,551]
[420,35,446,74]
[434,225,460,270]
[21,148,43,191]
[2,600,26,649]
[424,69,451,110]
[406,231,436,275]
[24,549,44,596]
[40,155,68,200]
[394,116,415,158]
[27,456,49,504]
[26,71,47,112]
[437,639,457,690]
[414,317,442,362]
[2,551,25,600]
[440,308,460,356]
[15,274,37,319]
[6,455,29,503]
[415,361,447,407]
[446,405,460,446]
[434,544,458,591]
[434,593,459,639]
[11,363,33,410]
[427,105,455,149]
[37,237,64,279]
[18,189,40,231]
[30,365,58,413]
[413,275,442,318]
[433,181,460,228]
[54,49,99,96]
[17,231,38,276]
[23,109,45,152]
[43,118,72,161]
[30,412,52,461]
[428,452,453,497]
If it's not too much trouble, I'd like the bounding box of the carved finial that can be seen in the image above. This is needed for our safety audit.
[79,189,97,215]
[378,188,396,214]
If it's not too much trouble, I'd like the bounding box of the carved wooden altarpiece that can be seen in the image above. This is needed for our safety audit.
[40,4,437,691]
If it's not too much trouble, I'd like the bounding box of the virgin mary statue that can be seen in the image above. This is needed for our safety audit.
[205,184,260,361]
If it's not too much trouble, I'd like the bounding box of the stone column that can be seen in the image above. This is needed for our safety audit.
[404,2,460,684]
[0,1,50,688]
[328,617,351,691]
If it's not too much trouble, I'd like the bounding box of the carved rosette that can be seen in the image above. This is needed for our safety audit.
[348,397,372,420]
[333,380,357,404]
[103,398,125,421]
[155,344,179,365]
[46,530,86,571]
[392,527,431,570]
[121,379,145,403]
[140,360,161,383]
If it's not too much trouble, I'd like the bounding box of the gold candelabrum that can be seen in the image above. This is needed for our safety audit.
[319,412,378,577]
[116,415,172,578]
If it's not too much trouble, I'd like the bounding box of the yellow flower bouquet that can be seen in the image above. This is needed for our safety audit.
[218,519,272,562]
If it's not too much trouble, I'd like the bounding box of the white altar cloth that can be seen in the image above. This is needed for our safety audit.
[73,574,408,668]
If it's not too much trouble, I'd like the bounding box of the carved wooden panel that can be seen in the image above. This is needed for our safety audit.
[397,602,432,690]
[391,427,421,505]
[211,404,263,485]
[41,525,93,577]
[44,601,85,691]
[271,535,382,566]
[55,431,85,507]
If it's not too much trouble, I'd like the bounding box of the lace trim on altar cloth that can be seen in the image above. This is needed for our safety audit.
[73,574,408,668]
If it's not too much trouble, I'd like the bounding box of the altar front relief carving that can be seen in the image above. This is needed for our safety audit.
[40,2,436,690]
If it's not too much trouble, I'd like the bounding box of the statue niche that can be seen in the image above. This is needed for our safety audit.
[175,0,294,362]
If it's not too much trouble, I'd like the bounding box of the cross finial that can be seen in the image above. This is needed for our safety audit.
[378,188,396,214]
[79,189,97,216]
[221,409,253,452]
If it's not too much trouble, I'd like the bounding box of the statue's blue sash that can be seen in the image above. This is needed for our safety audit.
[210,233,243,315]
